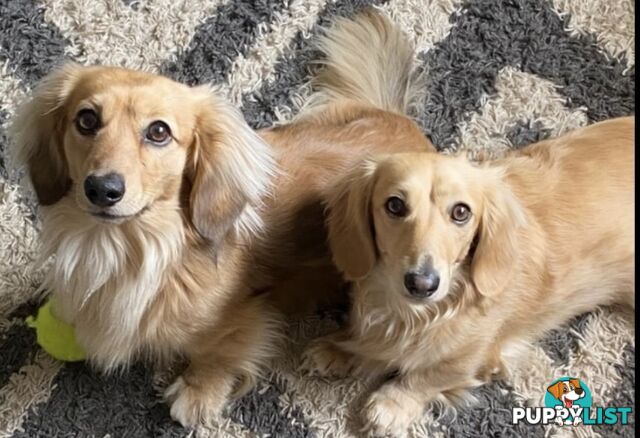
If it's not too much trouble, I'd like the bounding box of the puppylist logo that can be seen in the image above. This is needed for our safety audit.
[512,377,632,427]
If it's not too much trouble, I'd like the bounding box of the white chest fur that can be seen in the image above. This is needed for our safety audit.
[40,199,184,369]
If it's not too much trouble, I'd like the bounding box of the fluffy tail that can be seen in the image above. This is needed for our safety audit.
[306,10,417,115]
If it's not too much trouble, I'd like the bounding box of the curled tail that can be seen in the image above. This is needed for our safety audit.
[306,10,417,115]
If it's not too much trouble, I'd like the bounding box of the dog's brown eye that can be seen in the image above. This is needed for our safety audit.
[76,109,100,135]
[385,196,408,217]
[451,203,471,224]
[145,121,172,145]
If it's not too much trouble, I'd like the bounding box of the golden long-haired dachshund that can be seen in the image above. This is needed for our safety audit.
[303,116,634,435]
[11,11,431,426]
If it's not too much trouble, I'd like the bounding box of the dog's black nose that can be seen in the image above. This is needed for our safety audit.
[575,388,584,396]
[404,270,440,298]
[84,173,125,207]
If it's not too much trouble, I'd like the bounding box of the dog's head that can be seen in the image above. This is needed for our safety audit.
[326,152,526,304]
[12,64,274,246]
[547,379,585,406]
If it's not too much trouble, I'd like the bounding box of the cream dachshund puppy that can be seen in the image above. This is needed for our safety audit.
[303,117,634,435]
[12,11,432,426]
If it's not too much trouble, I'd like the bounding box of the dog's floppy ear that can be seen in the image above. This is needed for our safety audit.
[326,160,378,280]
[11,63,82,205]
[547,381,564,400]
[186,87,275,247]
[569,379,581,389]
[471,168,527,297]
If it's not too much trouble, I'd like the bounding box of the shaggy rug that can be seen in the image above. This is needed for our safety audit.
[0,0,635,437]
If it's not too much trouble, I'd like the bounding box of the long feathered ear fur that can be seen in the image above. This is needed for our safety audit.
[11,63,83,205]
[186,87,276,247]
[471,168,527,297]
[325,159,378,280]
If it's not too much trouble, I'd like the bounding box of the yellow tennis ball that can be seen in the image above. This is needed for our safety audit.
[26,299,86,362]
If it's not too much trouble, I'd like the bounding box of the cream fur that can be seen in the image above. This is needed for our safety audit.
[304,116,635,436]
[41,196,185,369]
[11,16,436,425]
[12,65,281,427]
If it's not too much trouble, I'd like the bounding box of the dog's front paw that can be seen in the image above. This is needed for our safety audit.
[363,384,424,437]
[164,375,227,427]
[300,338,356,378]
[573,416,582,426]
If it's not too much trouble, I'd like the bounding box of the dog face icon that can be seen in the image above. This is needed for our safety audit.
[547,379,585,409]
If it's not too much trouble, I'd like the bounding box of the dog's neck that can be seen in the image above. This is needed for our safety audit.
[39,197,186,367]
[345,268,481,371]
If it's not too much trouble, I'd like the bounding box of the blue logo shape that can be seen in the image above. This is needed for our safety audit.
[544,377,592,410]
[544,377,592,425]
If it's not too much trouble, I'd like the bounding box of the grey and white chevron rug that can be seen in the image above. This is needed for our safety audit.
[0,0,635,437]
